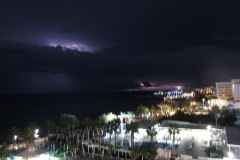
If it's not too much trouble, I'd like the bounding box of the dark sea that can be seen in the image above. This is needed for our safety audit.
[0,91,163,143]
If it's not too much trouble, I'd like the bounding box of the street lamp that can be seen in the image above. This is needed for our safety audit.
[208,100,211,110]
[202,98,205,106]
[14,135,17,148]
[35,129,38,135]
[14,135,17,143]
[34,129,39,138]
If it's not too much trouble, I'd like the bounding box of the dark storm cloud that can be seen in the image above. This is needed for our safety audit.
[2,0,240,51]
[1,40,240,94]
[1,1,240,94]
[0,41,142,94]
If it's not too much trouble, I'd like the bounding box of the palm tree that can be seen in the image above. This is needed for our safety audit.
[140,146,148,160]
[126,122,139,148]
[140,145,157,160]
[157,102,172,116]
[61,114,71,133]
[94,118,103,141]
[143,106,149,116]
[99,114,107,133]
[155,107,161,116]
[83,117,92,141]
[68,141,78,158]
[147,144,158,160]
[94,117,106,152]
[22,123,35,160]
[137,105,145,117]
[7,126,20,150]
[60,116,68,134]
[137,105,149,117]
[0,144,12,159]
[113,119,120,148]
[44,120,55,136]
[168,123,180,156]
[150,105,156,117]
[70,115,79,138]
[107,120,115,145]
[211,105,220,127]
[146,126,158,144]
[128,147,140,160]
[53,117,60,134]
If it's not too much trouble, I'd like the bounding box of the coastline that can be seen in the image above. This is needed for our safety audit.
[0,91,164,143]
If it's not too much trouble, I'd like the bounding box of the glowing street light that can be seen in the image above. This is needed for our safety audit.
[14,135,17,142]
[34,129,39,138]
[202,98,205,106]
[14,135,17,146]
[13,135,17,150]
[208,100,211,110]
[35,129,38,135]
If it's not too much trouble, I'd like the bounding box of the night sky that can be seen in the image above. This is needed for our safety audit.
[1,0,240,94]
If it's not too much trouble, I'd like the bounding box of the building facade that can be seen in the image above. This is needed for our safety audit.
[216,79,240,103]
[232,79,240,101]
[216,82,233,100]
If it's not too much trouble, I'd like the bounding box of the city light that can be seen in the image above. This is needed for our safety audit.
[34,129,39,138]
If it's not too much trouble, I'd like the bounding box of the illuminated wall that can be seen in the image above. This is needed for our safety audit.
[232,79,240,101]
[216,79,240,102]
[216,82,233,100]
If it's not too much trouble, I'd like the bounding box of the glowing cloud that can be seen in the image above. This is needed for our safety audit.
[48,41,89,52]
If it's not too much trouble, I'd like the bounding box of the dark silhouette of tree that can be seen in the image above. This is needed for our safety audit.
[0,144,12,159]
[7,126,20,150]
[146,126,158,144]
[211,105,220,126]
[22,123,35,160]
[44,120,54,136]
[126,122,139,148]
[83,117,92,140]
[168,123,180,156]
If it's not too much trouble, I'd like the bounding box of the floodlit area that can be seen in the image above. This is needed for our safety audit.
[13,154,60,160]
[133,123,211,158]
[93,120,214,159]
[7,114,233,160]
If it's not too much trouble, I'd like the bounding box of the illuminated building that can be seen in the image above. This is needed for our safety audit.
[194,86,215,96]
[215,79,240,109]
[231,79,240,101]
[216,79,240,101]
[216,82,233,100]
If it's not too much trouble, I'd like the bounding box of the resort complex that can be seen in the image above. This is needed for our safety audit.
[2,0,240,159]
[1,79,240,160]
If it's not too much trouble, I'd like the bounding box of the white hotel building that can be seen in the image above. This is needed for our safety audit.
[215,79,240,108]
